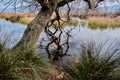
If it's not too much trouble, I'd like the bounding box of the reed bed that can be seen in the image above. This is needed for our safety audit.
[0,12,37,18]
[0,12,37,24]
[87,16,120,29]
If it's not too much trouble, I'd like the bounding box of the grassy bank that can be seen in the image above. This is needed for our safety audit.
[0,43,53,80]
[0,39,120,80]
[80,16,120,29]
[64,42,120,80]
[0,12,37,19]
[88,17,120,29]
[0,12,79,25]
[6,16,34,25]
[0,12,37,25]
[1,12,119,26]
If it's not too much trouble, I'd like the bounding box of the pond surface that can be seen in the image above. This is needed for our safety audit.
[0,19,27,48]
[0,19,120,55]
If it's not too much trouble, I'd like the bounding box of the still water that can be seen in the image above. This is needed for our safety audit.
[0,19,120,54]
[0,19,27,48]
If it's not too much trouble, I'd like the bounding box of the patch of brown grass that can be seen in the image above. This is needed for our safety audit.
[0,12,38,18]
[0,12,38,24]
[88,16,120,29]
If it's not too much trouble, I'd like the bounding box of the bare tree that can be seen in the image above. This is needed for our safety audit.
[13,0,75,48]
[12,0,107,48]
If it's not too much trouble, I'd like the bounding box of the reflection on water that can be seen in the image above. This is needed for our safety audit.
[0,19,120,52]
[0,19,27,48]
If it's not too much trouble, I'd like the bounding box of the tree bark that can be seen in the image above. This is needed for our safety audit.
[13,8,54,48]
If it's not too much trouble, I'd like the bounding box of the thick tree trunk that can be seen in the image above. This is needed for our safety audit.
[13,0,75,49]
[13,9,53,48]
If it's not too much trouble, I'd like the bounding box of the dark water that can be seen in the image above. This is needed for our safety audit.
[0,19,120,55]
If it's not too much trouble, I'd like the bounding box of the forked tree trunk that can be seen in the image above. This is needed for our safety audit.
[13,9,53,48]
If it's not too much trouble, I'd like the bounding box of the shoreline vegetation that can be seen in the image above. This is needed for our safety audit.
[88,16,120,29]
[0,41,120,80]
[0,12,79,25]
[1,11,120,29]
[0,12,37,25]
[80,16,120,29]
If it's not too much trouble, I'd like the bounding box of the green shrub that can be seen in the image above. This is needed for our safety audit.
[64,42,120,80]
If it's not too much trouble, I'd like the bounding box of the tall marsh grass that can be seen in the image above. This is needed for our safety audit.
[0,42,52,80]
[88,17,120,29]
[0,12,36,25]
[64,42,120,80]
